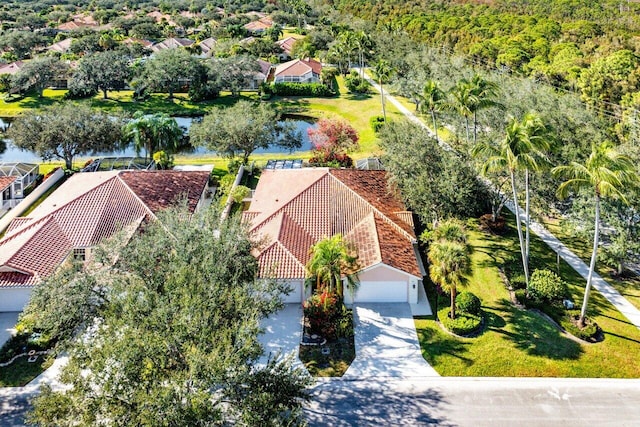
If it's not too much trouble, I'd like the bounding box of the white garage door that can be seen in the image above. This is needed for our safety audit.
[354,281,407,303]
[0,288,32,312]
[282,280,303,303]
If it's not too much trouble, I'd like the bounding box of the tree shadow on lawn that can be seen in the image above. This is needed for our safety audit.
[493,299,583,360]
[18,96,62,109]
[272,97,311,114]
[344,92,373,101]
[417,324,474,367]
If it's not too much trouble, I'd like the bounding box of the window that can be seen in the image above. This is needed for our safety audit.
[73,248,86,262]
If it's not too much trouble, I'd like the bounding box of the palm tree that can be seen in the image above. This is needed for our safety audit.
[353,30,372,79]
[123,112,183,160]
[427,219,471,320]
[473,114,549,286]
[552,142,637,327]
[468,74,499,144]
[420,79,447,143]
[373,59,394,122]
[449,79,474,144]
[306,234,359,303]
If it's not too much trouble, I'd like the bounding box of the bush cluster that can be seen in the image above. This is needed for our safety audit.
[527,269,568,303]
[438,306,482,336]
[267,82,335,97]
[308,152,354,168]
[303,291,342,340]
[456,291,481,316]
[561,310,600,341]
[344,71,369,93]
[369,115,386,133]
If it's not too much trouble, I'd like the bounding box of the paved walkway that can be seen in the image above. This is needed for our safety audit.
[257,304,304,368]
[362,69,640,332]
[344,304,439,379]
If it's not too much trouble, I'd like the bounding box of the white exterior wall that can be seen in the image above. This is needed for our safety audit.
[344,264,418,304]
[282,279,304,304]
[0,287,32,312]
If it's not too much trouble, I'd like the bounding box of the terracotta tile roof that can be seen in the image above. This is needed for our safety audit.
[119,171,209,213]
[0,271,38,288]
[244,168,421,280]
[151,38,194,52]
[122,37,153,48]
[244,18,273,32]
[274,59,322,78]
[0,170,208,288]
[277,37,298,55]
[0,61,25,76]
[0,176,16,191]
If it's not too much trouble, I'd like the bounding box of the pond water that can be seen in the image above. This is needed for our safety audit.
[0,115,317,164]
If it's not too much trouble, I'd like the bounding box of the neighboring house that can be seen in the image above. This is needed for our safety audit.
[0,170,210,312]
[47,38,73,53]
[147,11,177,26]
[243,17,273,34]
[276,36,298,60]
[122,37,153,49]
[0,61,25,76]
[150,37,194,52]
[198,37,217,57]
[273,58,322,83]
[251,59,272,89]
[243,168,424,304]
[0,163,39,205]
[57,13,100,31]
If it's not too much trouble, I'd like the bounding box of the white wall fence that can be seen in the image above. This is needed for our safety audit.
[0,168,65,234]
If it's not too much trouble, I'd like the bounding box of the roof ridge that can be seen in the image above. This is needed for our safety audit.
[328,172,415,242]
[116,173,158,220]
[249,170,329,232]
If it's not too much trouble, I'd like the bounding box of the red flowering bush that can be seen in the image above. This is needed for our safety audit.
[307,118,359,168]
[303,291,341,339]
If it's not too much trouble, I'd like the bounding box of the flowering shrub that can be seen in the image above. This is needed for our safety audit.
[307,118,358,168]
[303,291,341,339]
[308,152,354,168]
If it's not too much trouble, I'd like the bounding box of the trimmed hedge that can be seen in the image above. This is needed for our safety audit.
[438,306,482,336]
[269,82,335,97]
[527,269,568,302]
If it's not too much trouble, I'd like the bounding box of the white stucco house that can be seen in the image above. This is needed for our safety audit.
[243,168,426,304]
[273,58,322,84]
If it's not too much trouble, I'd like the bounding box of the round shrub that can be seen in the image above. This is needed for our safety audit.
[438,307,482,336]
[527,269,568,302]
[456,291,481,315]
[303,291,342,340]
[230,185,251,203]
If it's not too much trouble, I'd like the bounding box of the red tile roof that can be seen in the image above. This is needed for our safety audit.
[274,59,322,78]
[243,168,421,280]
[0,176,16,191]
[0,170,208,288]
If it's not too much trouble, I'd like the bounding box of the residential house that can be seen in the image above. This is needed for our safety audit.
[276,36,298,61]
[251,59,272,89]
[47,38,73,54]
[146,11,177,26]
[243,168,425,304]
[0,170,210,311]
[0,61,25,76]
[273,58,322,83]
[198,37,217,57]
[57,13,100,32]
[0,163,39,206]
[243,17,273,34]
[150,37,195,52]
[122,37,153,49]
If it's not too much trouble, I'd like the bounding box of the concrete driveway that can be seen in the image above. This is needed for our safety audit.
[342,303,439,380]
[0,312,19,348]
[258,304,303,368]
[343,304,439,379]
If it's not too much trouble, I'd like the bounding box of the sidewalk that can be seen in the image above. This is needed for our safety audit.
[361,69,640,332]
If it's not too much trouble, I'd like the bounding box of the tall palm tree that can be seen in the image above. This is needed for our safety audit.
[473,114,549,286]
[449,79,474,144]
[420,79,447,143]
[374,59,394,122]
[306,234,359,303]
[552,142,637,327]
[468,74,500,144]
[427,219,472,320]
[354,30,372,79]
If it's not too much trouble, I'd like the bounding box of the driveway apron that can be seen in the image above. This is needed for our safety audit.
[258,303,304,368]
[344,303,439,379]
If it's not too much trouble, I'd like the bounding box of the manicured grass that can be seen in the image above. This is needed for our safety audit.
[416,214,640,377]
[299,338,355,377]
[0,355,53,387]
[542,217,640,312]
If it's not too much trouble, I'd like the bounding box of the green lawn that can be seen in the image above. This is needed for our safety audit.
[541,217,640,312]
[0,355,53,387]
[416,214,640,377]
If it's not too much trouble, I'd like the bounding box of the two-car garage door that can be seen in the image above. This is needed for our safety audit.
[350,281,407,303]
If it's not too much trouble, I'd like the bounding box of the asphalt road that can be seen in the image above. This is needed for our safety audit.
[305,377,640,426]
